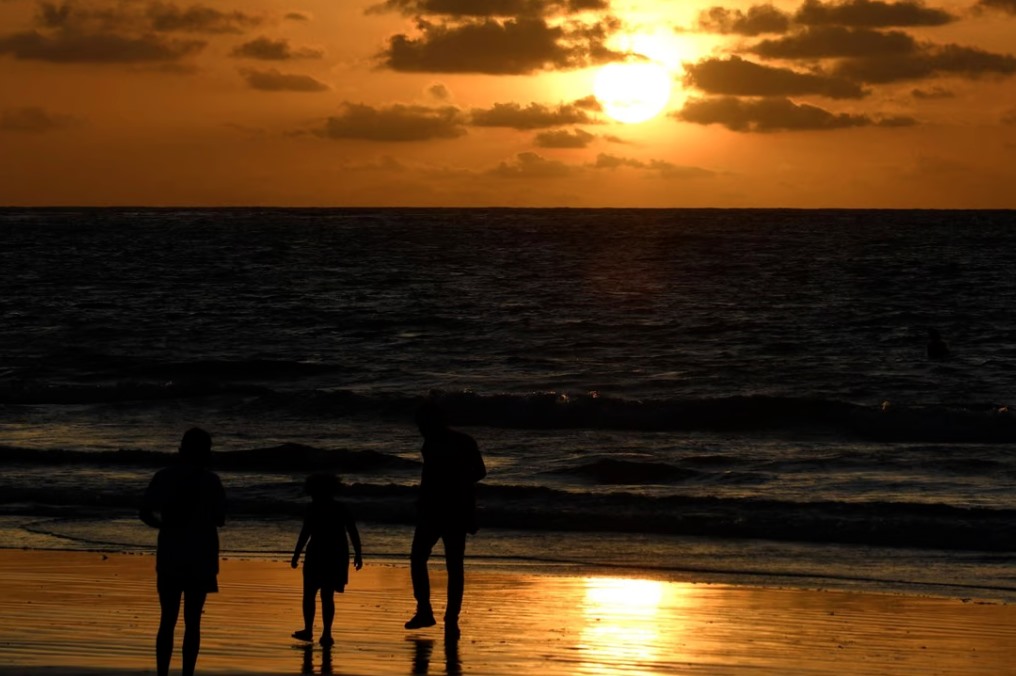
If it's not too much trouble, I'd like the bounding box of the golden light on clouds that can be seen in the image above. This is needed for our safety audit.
[1,0,1015,206]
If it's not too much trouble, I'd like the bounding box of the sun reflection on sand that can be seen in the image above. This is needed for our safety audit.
[578,577,690,675]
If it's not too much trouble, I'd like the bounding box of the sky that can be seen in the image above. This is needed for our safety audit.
[1,0,1015,207]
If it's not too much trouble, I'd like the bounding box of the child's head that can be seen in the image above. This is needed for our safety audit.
[304,472,340,499]
[179,427,212,465]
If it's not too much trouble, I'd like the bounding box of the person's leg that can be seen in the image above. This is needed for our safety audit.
[442,529,466,634]
[293,577,316,641]
[156,585,182,676]
[181,589,207,676]
[407,522,441,626]
[320,587,335,645]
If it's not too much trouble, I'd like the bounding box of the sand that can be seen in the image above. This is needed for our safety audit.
[0,549,1013,675]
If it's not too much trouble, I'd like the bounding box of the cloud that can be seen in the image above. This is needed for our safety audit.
[750,26,916,58]
[684,56,866,99]
[833,44,1016,83]
[975,0,1016,13]
[470,100,601,128]
[591,153,715,178]
[675,96,915,131]
[1002,108,1016,125]
[368,0,608,18]
[284,11,311,21]
[534,128,595,147]
[911,85,954,98]
[231,36,322,60]
[146,2,264,34]
[240,67,329,91]
[793,0,955,27]
[0,106,78,132]
[378,17,619,74]
[31,1,265,34]
[313,102,468,141]
[428,83,450,99]
[697,5,792,36]
[488,151,577,178]
[0,29,204,62]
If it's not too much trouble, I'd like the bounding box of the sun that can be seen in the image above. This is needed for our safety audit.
[594,59,673,124]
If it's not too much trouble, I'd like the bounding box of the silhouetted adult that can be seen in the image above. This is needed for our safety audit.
[404,402,486,640]
[140,427,225,676]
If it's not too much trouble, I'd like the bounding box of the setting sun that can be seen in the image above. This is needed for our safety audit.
[594,60,673,124]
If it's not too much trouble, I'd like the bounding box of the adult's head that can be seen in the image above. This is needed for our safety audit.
[179,427,212,466]
[415,401,448,439]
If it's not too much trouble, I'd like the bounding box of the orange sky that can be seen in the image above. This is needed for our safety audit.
[1,0,1014,207]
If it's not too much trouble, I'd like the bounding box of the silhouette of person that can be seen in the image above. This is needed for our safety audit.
[404,401,486,640]
[291,472,363,648]
[140,427,225,676]
[927,328,950,360]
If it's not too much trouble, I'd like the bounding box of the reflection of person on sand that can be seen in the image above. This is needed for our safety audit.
[927,328,950,360]
[300,643,333,675]
[290,473,363,648]
[140,427,225,676]
[404,401,487,641]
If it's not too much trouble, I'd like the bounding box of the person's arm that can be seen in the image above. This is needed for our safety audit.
[212,474,226,527]
[139,474,162,529]
[291,520,310,569]
[346,508,363,571]
[469,437,487,483]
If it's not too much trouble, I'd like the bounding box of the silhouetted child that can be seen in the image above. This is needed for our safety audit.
[290,473,363,647]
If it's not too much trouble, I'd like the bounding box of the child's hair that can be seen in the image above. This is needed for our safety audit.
[304,472,341,498]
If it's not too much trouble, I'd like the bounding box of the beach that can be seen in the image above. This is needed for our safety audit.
[1,549,1014,675]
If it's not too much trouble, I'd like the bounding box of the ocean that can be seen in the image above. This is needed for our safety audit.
[1,207,1015,600]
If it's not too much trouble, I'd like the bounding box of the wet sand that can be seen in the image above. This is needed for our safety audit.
[0,549,1013,675]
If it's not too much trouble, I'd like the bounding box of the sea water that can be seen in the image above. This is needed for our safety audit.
[1,208,1015,599]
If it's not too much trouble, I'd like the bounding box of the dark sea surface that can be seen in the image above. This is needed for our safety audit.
[2,207,1015,599]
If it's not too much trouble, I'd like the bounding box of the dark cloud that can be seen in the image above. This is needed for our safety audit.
[0,106,77,132]
[428,83,450,99]
[591,153,715,178]
[313,102,468,141]
[834,44,1016,83]
[794,0,955,27]
[488,151,577,178]
[976,0,1016,13]
[684,56,866,99]
[231,36,322,60]
[697,5,792,36]
[470,100,601,129]
[32,1,265,33]
[0,29,204,62]
[284,11,311,21]
[675,95,912,131]
[534,128,595,147]
[911,85,954,98]
[240,67,328,91]
[147,2,264,34]
[368,0,608,18]
[379,17,620,74]
[750,26,916,58]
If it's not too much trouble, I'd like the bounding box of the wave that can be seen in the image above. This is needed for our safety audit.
[3,480,1013,553]
[5,378,1016,442]
[0,444,418,472]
